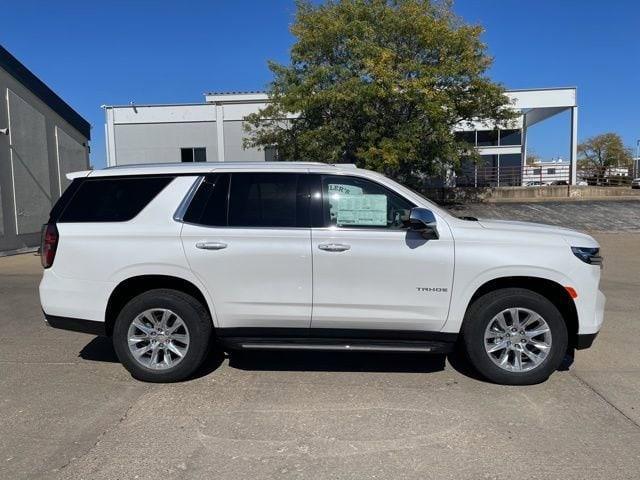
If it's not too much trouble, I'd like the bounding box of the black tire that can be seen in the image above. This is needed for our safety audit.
[112,288,212,382]
[462,288,568,385]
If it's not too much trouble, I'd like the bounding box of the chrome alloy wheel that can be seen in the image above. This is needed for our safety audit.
[127,308,190,370]
[483,307,552,373]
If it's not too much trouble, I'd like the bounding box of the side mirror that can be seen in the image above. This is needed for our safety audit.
[409,207,439,239]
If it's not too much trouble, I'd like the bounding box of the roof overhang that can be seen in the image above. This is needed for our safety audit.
[507,87,576,110]
[0,45,91,139]
[205,92,268,104]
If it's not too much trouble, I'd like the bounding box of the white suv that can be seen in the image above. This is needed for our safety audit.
[39,162,605,385]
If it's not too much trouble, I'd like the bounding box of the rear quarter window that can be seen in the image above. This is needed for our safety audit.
[57,176,174,222]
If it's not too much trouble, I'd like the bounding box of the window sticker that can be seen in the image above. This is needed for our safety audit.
[328,183,363,196]
[330,193,388,227]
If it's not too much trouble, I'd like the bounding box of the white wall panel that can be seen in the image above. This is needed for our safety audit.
[114,121,218,165]
[223,120,265,162]
[112,104,216,124]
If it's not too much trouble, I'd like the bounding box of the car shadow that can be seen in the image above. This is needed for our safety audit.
[77,336,450,374]
[77,336,572,382]
[227,349,448,374]
[78,336,119,363]
[78,335,226,380]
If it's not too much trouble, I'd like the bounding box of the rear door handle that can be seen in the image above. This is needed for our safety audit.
[318,243,351,252]
[196,241,228,250]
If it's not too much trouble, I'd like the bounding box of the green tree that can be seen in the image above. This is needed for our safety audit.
[577,133,633,178]
[243,0,515,186]
[525,149,541,165]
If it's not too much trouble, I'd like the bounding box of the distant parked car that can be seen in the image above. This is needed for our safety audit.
[632,178,640,189]
[524,181,544,187]
[577,181,588,186]
[550,180,569,186]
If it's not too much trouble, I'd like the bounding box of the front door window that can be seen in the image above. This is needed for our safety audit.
[321,175,413,229]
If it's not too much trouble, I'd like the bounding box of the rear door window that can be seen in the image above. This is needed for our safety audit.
[57,176,174,222]
[183,173,230,226]
[228,173,309,228]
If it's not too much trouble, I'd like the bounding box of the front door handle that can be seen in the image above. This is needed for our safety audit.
[196,241,228,251]
[318,243,351,252]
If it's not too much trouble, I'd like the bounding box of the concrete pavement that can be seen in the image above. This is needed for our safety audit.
[1,230,639,479]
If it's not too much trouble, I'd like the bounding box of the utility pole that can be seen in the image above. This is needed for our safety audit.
[635,139,640,179]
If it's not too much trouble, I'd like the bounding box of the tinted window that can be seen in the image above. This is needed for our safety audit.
[194,148,207,162]
[476,130,498,147]
[499,153,522,167]
[499,129,522,146]
[58,176,173,222]
[498,154,522,186]
[181,147,207,162]
[321,175,414,229]
[477,155,498,186]
[265,146,280,162]
[48,178,83,222]
[454,131,476,145]
[181,148,193,162]
[183,174,229,226]
[228,173,307,228]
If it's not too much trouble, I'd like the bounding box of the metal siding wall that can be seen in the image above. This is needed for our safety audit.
[113,122,218,164]
[223,120,265,162]
[55,126,87,191]
[0,180,4,236]
[0,67,89,253]
[0,82,9,240]
[7,89,51,235]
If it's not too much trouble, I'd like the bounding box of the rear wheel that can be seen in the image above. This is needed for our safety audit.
[462,288,568,385]
[113,289,212,382]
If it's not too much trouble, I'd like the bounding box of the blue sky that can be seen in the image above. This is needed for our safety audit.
[2,0,638,168]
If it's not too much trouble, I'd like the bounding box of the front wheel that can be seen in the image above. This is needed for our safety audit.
[113,289,212,382]
[462,288,568,385]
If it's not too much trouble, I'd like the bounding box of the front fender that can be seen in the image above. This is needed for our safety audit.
[442,265,573,333]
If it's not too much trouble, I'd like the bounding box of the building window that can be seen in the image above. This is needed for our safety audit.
[533,169,542,175]
[476,130,499,147]
[454,131,476,146]
[498,153,522,168]
[265,146,280,162]
[499,129,522,146]
[181,147,206,162]
[498,154,522,186]
[547,168,556,175]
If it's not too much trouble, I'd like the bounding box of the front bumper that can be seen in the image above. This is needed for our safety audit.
[573,289,605,350]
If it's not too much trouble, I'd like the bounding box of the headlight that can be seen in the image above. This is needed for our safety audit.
[571,246,603,267]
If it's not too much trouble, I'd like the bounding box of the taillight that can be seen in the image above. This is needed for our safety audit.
[40,223,59,269]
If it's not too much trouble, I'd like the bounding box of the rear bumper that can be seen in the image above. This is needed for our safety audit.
[39,270,113,323]
[44,313,107,336]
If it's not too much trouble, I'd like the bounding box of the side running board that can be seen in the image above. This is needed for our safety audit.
[217,338,455,354]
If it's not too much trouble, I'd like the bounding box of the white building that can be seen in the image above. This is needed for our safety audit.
[522,160,570,185]
[104,87,578,185]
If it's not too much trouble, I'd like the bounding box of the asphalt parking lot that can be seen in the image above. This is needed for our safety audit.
[1,202,640,479]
